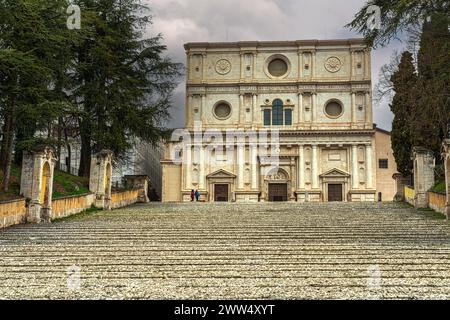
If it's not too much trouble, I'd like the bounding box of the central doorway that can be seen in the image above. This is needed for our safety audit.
[328,184,343,202]
[214,184,229,202]
[268,183,288,202]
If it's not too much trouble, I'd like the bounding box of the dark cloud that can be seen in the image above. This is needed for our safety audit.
[145,0,405,131]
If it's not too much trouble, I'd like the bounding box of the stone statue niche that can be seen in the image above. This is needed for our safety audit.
[20,146,57,223]
[89,150,114,210]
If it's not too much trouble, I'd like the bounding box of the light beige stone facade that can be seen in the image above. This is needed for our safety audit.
[162,39,398,202]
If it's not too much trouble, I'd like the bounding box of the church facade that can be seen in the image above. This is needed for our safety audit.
[161,39,398,202]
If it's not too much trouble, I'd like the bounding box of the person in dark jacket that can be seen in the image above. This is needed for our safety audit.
[190,189,195,202]
[194,190,200,202]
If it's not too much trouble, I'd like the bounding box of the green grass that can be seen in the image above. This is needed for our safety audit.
[417,207,447,220]
[1,163,89,201]
[431,181,446,194]
[52,170,89,199]
[52,205,101,223]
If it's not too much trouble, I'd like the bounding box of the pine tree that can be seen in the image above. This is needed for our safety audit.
[415,13,450,159]
[72,0,182,177]
[390,51,417,176]
[0,0,74,191]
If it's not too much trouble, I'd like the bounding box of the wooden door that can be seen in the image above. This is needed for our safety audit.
[268,183,288,202]
[214,184,229,202]
[328,184,343,202]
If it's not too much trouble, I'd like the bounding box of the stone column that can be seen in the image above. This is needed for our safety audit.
[312,145,319,189]
[185,145,192,190]
[199,145,205,189]
[312,93,317,123]
[413,147,435,208]
[365,91,372,125]
[239,94,244,125]
[352,145,359,189]
[89,150,114,210]
[251,145,258,189]
[351,92,356,125]
[201,94,206,123]
[311,51,316,78]
[237,145,245,189]
[252,94,258,124]
[365,144,373,189]
[20,146,57,223]
[187,95,193,127]
[443,139,450,219]
[298,145,305,189]
[298,50,303,79]
[298,93,303,124]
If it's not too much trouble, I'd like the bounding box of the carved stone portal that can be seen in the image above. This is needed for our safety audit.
[20,146,57,223]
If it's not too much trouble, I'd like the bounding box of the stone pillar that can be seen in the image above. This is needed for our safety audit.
[443,139,450,219]
[365,144,374,189]
[185,145,192,190]
[124,175,150,203]
[352,145,359,189]
[20,146,57,223]
[237,145,245,189]
[199,146,205,189]
[251,145,258,189]
[312,144,319,189]
[312,93,317,123]
[298,145,305,189]
[187,95,193,127]
[351,92,356,125]
[89,150,114,210]
[201,94,206,123]
[252,94,258,124]
[239,94,244,125]
[365,91,372,125]
[311,50,316,78]
[298,93,303,124]
[412,147,435,208]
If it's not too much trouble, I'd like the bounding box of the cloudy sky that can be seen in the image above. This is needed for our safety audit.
[144,0,406,131]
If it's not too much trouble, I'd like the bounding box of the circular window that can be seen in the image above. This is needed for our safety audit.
[268,58,288,77]
[325,100,343,118]
[214,102,231,119]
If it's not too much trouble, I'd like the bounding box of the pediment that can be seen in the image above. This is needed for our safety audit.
[206,169,236,179]
[320,168,350,177]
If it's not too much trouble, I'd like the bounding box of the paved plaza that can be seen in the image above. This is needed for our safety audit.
[0,202,449,299]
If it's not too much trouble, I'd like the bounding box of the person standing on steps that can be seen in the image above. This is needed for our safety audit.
[194,190,200,202]
[190,189,195,202]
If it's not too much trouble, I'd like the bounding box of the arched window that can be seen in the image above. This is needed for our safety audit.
[263,99,293,126]
[272,99,283,125]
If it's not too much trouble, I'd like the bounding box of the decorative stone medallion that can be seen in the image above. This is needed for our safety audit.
[215,59,231,75]
[324,56,342,73]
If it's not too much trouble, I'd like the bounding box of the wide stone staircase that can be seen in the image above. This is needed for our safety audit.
[0,202,449,299]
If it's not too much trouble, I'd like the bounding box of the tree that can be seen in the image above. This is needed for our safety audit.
[346,0,449,48]
[0,0,74,191]
[389,51,417,176]
[414,13,450,158]
[72,0,182,177]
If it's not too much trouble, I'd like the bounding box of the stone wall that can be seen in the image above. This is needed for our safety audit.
[52,193,95,220]
[428,191,446,215]
[110,189,140,209]
[0,199,27,228]
[404,186,415,206]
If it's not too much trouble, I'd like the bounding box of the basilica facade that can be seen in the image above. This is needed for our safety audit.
[161,39,398,202]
